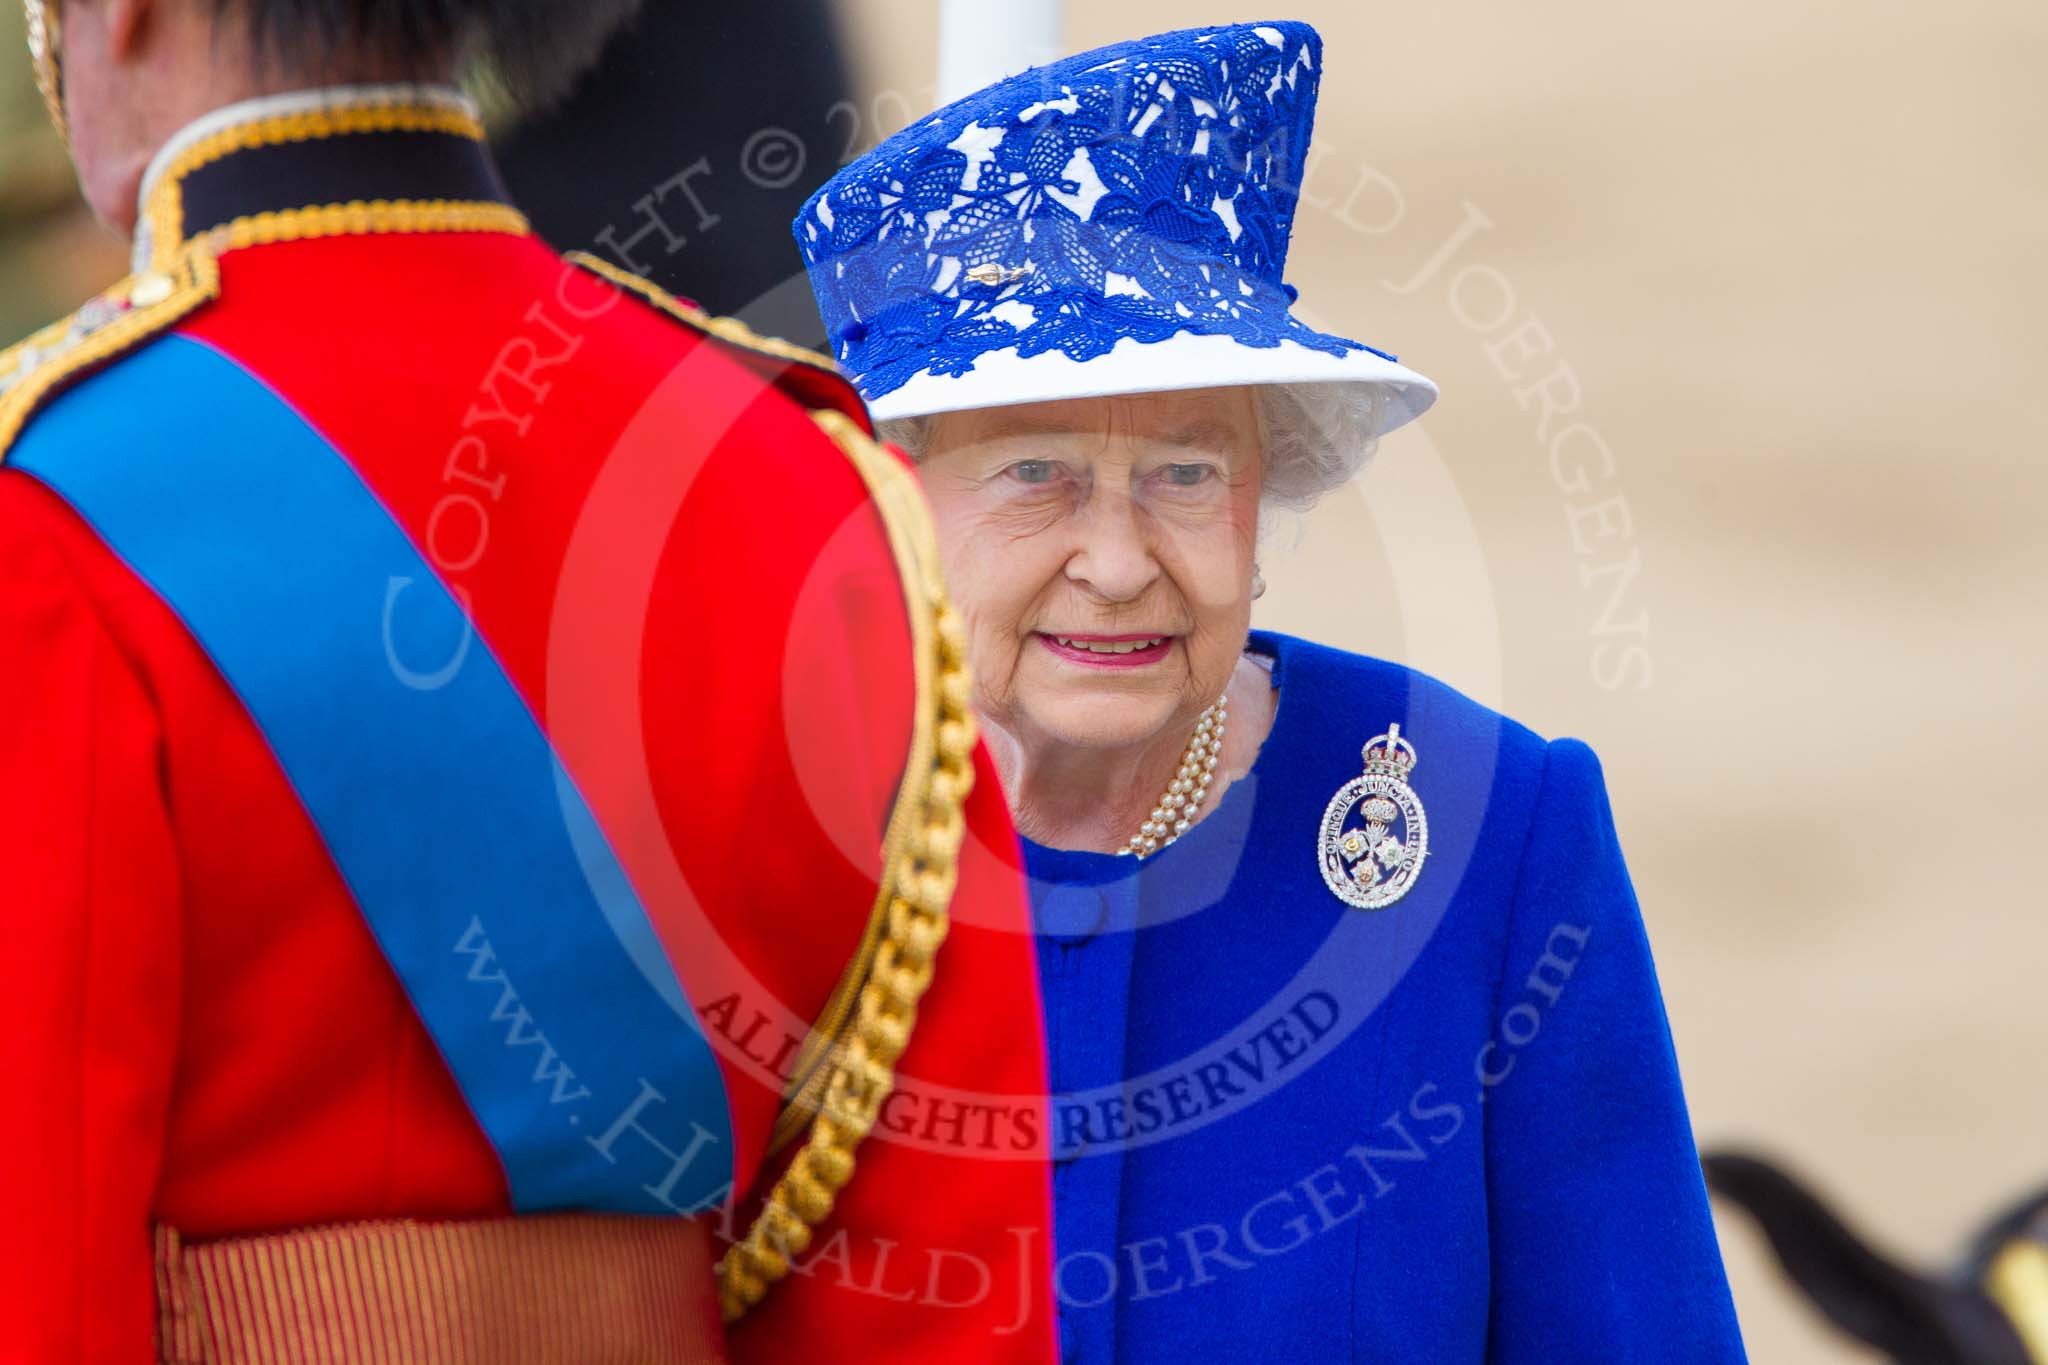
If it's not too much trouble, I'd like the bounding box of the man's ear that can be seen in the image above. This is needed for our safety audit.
[107,0,153,61]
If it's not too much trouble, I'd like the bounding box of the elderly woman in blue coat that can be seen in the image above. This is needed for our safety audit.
[797,21,1746,1363]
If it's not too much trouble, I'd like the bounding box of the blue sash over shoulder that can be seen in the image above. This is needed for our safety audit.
[10,334,734,1215]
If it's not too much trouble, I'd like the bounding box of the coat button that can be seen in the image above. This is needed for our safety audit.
[1035,885,1110,945]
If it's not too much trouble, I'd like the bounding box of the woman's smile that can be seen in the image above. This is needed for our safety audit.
[1035,632,1176,669]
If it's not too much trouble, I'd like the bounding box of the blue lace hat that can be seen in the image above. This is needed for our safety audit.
[794,20,1436,436]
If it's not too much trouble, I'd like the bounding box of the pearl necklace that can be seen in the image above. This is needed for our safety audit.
[1117,696,1228,857]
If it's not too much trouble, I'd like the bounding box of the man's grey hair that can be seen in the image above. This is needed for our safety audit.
[217,0,643,109]
[876,382,1388,515]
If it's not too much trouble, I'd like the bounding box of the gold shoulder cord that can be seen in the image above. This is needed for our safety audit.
[559,254,977,1322]
[716,410,976,1322]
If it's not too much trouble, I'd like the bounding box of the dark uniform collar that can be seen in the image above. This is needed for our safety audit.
[132,84,526,274]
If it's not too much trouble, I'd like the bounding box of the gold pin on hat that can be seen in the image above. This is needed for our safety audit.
[961,261,1034,288]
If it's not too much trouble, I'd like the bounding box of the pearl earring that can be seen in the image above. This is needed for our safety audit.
[1251,565,1267,600]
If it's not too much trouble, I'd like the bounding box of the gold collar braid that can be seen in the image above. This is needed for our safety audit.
[136,95,526,275]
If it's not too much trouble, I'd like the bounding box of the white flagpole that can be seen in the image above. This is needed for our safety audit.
[937,0,1064,104]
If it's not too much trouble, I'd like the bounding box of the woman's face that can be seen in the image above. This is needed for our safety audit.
[918,386,1263,755]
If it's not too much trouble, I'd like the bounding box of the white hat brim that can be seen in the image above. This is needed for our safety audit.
[863,330,1439,438]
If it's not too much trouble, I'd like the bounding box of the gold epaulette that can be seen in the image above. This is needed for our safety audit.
[0,249,219,460]
[563,251,846,387]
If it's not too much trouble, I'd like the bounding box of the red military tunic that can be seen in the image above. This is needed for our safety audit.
[0,90,1054,1362]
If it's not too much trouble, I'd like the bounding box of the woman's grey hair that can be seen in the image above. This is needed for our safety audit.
[877,382,1387,517]
[1254,383,1387,511]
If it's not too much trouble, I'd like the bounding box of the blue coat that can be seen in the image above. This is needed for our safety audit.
[1023,632,1747,1362]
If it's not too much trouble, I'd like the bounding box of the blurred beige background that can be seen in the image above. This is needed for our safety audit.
[4,2,2043,1358]
[837,2,2047,1360]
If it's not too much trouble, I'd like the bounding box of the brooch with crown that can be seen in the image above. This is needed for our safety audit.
[1317,723,1429,910]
